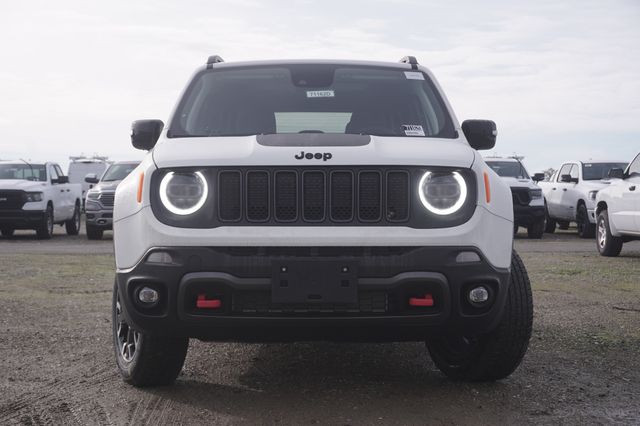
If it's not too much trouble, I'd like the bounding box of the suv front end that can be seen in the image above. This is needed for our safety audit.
[112,57,532,386]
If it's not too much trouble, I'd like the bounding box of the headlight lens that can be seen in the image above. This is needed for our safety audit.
[87,191,100,200]
[529,188,542,200]
[418,171,467,215]
[24,192,43,202]
[159,171,208,215]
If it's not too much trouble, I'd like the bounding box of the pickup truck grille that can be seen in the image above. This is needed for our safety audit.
[98,192,115,207]
[511,187,531,206]
[0,190,26,210]
[217,168,410,224]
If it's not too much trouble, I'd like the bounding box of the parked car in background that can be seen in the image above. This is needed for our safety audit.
[84,161,140,239]
[0,161,82,239]
[485,157,545,238]
[68,155,111,205]
[539,160,627,238]
[595,153,640,256]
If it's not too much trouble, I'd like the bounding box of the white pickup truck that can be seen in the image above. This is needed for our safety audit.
[0,161,82,239]
[595,153,640,256]
[539,160,627,238]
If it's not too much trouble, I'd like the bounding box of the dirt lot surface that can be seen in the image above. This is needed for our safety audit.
[0,226,639,425]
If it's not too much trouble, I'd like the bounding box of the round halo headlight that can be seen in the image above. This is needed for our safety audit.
[159,171,208,215]
[418,171,467,215]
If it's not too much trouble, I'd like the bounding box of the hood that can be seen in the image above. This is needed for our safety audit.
[0,179,47,191]
[152,135,475,169]
[582,180,615,190]
[498,176,535,188]
[90,181,121,192]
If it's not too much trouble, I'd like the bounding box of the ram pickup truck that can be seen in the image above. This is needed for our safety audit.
[111,56,534,387]
[0,161,82,239]
[84,161,140,239]
[539,160,627,238]
[595,152,640,256]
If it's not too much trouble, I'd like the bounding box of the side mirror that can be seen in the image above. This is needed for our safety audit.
[85,173,99,184]
[607,168,625,179]
[461,120,497,150]
[131,119,164,151]
[532,173,545,182]
[560,174,578,183]
[52,175,69,184]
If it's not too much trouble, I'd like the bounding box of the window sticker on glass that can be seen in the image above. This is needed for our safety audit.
[402,124,425,136]
[306,90,335,98]
[404,71,425,80]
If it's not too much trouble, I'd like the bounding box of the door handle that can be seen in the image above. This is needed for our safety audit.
[562,188,567,192]
[630,186,637,191]
[66,189,70,192]
[552,187,557,190]
[60,189,64,193]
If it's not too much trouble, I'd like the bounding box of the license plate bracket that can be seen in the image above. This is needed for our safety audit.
[271,259,358,305]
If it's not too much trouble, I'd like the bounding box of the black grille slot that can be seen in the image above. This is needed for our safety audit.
[0,191,26,210]
[274,171,297,221]
[358,171,382,222]
[386,171,410,222]
[511,188,531,206]
[98,193,115,207]
[330,171,354,222]
[218,171,242,221]
[246,171,269,221]
[303,171,325,221]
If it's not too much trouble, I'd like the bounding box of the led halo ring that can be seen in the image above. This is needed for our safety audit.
[159,171,208,215]
[418,171,467,215]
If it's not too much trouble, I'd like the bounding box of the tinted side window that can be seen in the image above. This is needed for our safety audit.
[557,164,571,182]
[628,154,640,176]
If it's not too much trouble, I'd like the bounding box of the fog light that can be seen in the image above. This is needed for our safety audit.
[468,286,489,304]
[456,251,480,263]
[147,251,173,264]
[138,287,159,304]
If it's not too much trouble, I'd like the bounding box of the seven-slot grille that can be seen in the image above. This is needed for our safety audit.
[98,192,115,207]
[217,168,410,224]
[0,190,26,210]
[510,187,531,206]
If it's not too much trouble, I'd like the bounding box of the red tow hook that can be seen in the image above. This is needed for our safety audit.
[409,294,434,307]
[196,294,222,309]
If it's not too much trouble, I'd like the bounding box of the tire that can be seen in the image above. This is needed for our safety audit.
[527,219,544,239]
[513,223,519,235]
[544,204,556,233]
[557,221,569,230]
[427,250,533,382]
[596,210,623,257]
[65,203,81,235]
[86,225,104,240]
[576,204,595,238]
[112,280,189,387]
[36,205,54,239]
[1,228,14,238]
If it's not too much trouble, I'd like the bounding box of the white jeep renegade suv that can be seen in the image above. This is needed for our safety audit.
[112,56,533,386]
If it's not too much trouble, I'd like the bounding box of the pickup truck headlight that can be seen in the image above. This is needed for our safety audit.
[87,191,100,200]
[588,190,598,201]
[24,192,43,202]
[418,171,467,215]
[159,171,208,215]
[529,188,542,200]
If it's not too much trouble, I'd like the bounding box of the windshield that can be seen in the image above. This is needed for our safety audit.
[168,64,456,139]
[101,163,139,182]
[0,163,47,181]
[582,163,628,180]
[486,161,530,179]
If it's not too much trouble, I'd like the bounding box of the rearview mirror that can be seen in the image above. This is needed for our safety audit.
[532,173,545,182]
[85,173,99,184]
[607,168,625,179]
[461,120,497,150]
[131,119,164,151]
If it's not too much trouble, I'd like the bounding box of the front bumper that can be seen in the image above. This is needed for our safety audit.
[513,204,545,227]
[116,246,511,342]
[0,210,45,229]
[85,209,113,229]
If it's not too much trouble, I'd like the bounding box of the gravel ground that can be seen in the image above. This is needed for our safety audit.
[0,225,639,425]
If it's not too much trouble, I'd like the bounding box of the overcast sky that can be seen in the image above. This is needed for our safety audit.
[1,0,638,173]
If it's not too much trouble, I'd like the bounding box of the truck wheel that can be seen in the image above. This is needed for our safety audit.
[65,204,81,235]
[576,204,595,238]
[36,206,54,239]
[86,225,104,240]
[112,280,189,387]
[543,204,556,233]
[596,210,623,257]
[427,250,533,382]
[1,228,14,238]
[527,219,544,239]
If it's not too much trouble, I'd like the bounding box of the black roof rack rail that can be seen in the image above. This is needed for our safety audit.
[206,55,225,68]
[399,56,418,70]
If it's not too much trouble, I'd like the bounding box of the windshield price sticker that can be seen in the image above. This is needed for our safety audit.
[404,71,425,80]
[306,90,335,98]
[402,124,425,136]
